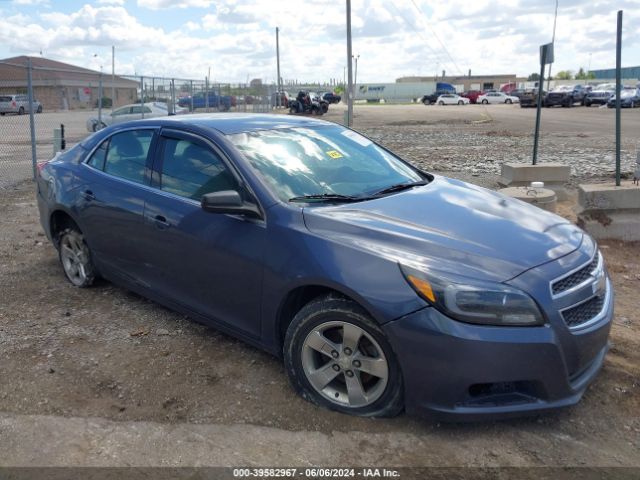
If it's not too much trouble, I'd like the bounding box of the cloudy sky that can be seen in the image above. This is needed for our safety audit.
[1,0,639,84]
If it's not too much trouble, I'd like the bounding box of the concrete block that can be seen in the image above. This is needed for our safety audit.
[499,163,571,200]
[577,182,640,241]
[499,186,557,213]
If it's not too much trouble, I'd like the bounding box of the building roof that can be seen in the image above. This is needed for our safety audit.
[0,56,139,87]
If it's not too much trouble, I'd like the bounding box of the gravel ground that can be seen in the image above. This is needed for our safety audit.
[0,104,639,468]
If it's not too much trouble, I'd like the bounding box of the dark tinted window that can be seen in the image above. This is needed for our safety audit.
[100,130,153,184]
[160,138,235,200]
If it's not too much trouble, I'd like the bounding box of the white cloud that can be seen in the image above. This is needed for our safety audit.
[1,0,638,83]
[97,0,125,5]
[137,0,212,9]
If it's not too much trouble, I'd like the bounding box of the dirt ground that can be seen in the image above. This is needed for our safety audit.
[0,104,639,469]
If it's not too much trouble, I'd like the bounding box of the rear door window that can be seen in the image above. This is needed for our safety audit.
[86,129,154,184]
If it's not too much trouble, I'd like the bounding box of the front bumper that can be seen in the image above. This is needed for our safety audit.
[383,278,613,420]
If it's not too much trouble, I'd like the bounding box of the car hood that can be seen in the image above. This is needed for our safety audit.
[302,176,583,283]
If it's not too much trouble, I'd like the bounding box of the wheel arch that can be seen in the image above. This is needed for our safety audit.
[49,209,81,248]
[275,283,378,354]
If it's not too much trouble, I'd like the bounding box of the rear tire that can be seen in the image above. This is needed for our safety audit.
[458,100,464,105]
[57,228,96,288]
[18,106,25,115]
[284,296,403,417]
[36,105,42,113]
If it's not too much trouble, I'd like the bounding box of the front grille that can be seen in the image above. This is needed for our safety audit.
[552,254,600,296]
[562,295,606,328]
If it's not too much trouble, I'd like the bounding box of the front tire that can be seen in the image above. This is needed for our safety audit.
[458,100,464,105]
[284,296,403,417]
[481,99,488,104]
[18,106,25,115]
[36,105,43,113]
[58,228,96,288]
[438,100,444,105]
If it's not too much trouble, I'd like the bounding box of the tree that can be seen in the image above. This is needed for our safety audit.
[527,73,540,81]
[575,68,596,80]
[555,70,573,80]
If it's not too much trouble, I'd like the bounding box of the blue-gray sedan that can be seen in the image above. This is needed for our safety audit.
[36,114,613,419]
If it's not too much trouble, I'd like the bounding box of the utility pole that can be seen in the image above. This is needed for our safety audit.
[346,0,353,127]
[111,45,115,111]
[276,27,281,107]
[547,0,559,91]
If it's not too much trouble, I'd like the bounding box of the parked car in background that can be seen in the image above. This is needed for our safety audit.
[519,88,546,108]
[177,91,233,111]
[607,88,640,108]
[85,102,185,132]
[460,90,484,104]
[0,94,42,115]
[271,91,290,108]
[321,92,341,104]
[509,89,527,101]
[544,85,589,107]
[37,113,613,420]
[421,90,454,105]
[477,91,519,104]
[436,93,470,105]
[584,84,616,107]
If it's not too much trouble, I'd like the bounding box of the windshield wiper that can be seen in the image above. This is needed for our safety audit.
[289,193,369,203]
[372,180,429,197]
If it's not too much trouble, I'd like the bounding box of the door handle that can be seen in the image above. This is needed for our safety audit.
[82,190,95,201]
[153,214,170,229]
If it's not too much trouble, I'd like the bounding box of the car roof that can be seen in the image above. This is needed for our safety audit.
[142,113,332,135]
[81,113,334,150]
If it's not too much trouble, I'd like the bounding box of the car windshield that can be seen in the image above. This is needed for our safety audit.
[620,89,636,98]
[228,125,425,202]
[552,85,573,92]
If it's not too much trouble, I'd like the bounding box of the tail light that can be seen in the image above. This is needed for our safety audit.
[12,101,16,107]
[36,160,50,176]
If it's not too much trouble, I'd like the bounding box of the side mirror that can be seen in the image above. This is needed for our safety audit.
[201,190,261,218]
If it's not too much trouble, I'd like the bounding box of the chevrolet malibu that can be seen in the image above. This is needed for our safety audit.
[36,114,613,419]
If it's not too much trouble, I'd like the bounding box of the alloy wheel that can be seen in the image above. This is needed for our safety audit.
[301,321,389,408]
[60,233,90,286]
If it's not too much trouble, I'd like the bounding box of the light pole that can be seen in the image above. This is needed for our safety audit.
[352,54,360,103]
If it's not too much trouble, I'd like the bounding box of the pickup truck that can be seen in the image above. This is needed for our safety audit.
[544,85,590,107]
[177,91,233,111]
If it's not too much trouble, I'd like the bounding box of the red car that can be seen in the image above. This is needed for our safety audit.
[460,90,484,104]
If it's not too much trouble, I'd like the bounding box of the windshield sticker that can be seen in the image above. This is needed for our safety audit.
[326,150,344,159]
[341,130,372,147]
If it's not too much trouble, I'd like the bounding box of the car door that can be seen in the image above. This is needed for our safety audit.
[139,129,266,337]
[76,127,157,282]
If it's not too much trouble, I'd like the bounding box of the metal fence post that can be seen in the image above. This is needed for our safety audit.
[140,76,145,119]
[615,10,623,186]
[190,80,194,113]
[27,58,37,179]
[98,71,103,126]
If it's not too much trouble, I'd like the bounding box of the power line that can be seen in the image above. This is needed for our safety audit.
[387,2,454,75]
[408,0,464,76]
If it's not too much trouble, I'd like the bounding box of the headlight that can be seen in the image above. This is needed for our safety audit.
[400,265,545,326]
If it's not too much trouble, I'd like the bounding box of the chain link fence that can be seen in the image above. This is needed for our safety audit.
[0,58,289,190]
